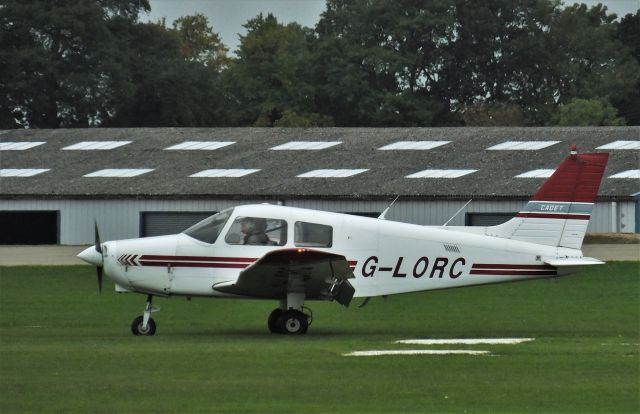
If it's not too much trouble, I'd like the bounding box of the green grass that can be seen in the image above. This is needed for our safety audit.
[1,263,638,413]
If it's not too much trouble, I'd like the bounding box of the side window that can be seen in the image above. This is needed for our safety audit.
[294,222,333,248]
[225,217,287,246]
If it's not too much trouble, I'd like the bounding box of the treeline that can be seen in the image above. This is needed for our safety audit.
[1,0,638,128]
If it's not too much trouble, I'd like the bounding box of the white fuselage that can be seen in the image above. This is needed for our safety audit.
[101,204,581,299]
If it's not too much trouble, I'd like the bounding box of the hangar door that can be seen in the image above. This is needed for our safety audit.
[465,213,515,227]
[141,212,216,237]
[0,211,59,244]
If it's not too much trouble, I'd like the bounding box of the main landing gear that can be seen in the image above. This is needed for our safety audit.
[131,295,159,336]
[268,293,312,335]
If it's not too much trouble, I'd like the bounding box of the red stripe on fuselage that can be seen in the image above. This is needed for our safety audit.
[139,255,257,263]
[470,269,557,276]
[471,263,557,276]
[472,263,554,270]
[515,213,590,220]
[138,261,250,269]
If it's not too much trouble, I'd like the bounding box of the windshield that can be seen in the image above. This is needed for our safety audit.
[183,208,233,244]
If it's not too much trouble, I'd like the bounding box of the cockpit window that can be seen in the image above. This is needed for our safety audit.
[225,217,287,246]
[183,209,233,244]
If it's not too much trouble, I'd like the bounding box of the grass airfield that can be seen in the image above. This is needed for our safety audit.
[0,263,638,413]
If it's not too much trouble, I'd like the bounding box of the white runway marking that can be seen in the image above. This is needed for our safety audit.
[396,338,535,345]
[343,350,491,357]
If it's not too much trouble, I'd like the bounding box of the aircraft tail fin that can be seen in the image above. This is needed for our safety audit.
[484,148,609,249]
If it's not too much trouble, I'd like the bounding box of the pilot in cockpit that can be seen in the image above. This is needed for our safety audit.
[241,217,271,245]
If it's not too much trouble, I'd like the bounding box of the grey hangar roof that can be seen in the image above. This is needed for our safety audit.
[0,127,638,200]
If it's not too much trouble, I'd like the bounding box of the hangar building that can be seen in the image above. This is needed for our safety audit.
[0,127,638,245]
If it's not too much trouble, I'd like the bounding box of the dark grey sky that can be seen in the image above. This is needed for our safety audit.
[144,0,639,54]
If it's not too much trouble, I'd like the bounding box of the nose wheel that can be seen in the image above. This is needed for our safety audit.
[131,295,159,336]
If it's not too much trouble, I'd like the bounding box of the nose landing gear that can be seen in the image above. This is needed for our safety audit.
[131,295,159,336]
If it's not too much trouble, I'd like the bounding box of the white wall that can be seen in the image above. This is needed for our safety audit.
[0,198,635,245]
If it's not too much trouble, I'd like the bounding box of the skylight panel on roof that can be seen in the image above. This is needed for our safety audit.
[84,169,153,177]
[0,142,46,150]
[0,168,50,177]
[270,141,342,150]
[609,170,640,179]
[487,141,560,150]
[190,169,260,178]
[297,169,368,178]
[63,141,131,150]
[378,141,450,150]
[165,141,235,150]
[596,141,640,150]
[515,169,555,178]
[406,169,477,178]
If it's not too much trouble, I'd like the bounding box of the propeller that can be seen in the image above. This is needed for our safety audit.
[95,222,103,293]
[77,222,106,293]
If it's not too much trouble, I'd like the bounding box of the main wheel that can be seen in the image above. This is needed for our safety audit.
[268,308,283,333]
[277,310,309,335]
[131,315,156,336]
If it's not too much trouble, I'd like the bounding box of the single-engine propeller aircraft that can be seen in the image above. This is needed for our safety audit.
[79,147,609,335]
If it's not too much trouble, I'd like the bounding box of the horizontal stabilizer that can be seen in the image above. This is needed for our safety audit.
[544,257,605,267]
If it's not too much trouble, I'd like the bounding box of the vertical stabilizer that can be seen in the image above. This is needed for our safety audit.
[485,148,609,249]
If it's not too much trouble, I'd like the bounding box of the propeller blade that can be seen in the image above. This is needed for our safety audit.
[94,221,102,254]
[95,221,103,293]
[97,266,103,294]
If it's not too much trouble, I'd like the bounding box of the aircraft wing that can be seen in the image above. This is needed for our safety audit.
[213,249,356,307]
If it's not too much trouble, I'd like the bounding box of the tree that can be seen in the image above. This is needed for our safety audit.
[540,4,639,124]
[314,0,452,126]
[224,14,322,126]
[104,21,227,127]
[612,11,640,125]
[172,14,231,73]
[553,98,625,126]
[0,0,150,128]
[312,0,640,126]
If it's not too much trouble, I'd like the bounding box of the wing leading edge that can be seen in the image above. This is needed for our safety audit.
[213,249,356,306]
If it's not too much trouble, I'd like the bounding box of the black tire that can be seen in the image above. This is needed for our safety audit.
[131,315,156,336]
[268,308,283,333]
[277,310,309,335]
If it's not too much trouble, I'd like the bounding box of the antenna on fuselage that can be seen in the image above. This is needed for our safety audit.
[442,199,473,227]
[378,196,400,220]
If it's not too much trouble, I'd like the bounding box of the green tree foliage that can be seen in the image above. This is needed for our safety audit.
[172,14,231,72]
[314,0,451,126]
[1,0,638,128]
[224,14,324,126]
[542,4,639,122]
[553,98,625,126]
[104,21,226,127]
[0,1,227,128]
[313,0,639,126]
[0,0,150,128]
[612,11,640,125]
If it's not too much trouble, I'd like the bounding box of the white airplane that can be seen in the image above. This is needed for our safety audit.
[78,147,609,335]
